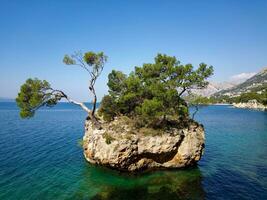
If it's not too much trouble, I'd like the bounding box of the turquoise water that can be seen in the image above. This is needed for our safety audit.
[0,103,266,200]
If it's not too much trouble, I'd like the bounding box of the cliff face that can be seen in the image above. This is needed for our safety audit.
[83,119,205,172]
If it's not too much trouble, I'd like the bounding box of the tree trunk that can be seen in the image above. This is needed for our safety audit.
[88,86,101,129]
[92,90,97,117]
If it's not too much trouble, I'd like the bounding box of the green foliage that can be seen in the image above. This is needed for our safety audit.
[185,94,213,105]
[83,52,98,65]
[107,70,127,97]
[63,51,107,79]
[63,55,76,65]
[83,51,107,66]
[63,51,107,118]
[103,132,115,144]
[234,91,267,105]
[211,90,267,105]
[98,95,118,121]
[16,78,61,118]
[136,98,163,117]
[17,50,107,121]
[99,53,213,128]
[77,139,84,147]
[135,98,164,126]
[63,51,107,67]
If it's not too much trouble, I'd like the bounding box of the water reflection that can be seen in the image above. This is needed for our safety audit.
[68,163,205,200]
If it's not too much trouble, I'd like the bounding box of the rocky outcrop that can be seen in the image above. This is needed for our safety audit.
[233,99,267,111]
[83,118,205,172]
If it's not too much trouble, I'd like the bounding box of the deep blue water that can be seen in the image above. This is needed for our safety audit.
[0,102,266,200]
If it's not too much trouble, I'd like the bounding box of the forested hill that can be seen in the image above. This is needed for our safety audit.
[213,67,267,97]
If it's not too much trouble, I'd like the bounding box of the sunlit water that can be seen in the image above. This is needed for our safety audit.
[0,103,266,199]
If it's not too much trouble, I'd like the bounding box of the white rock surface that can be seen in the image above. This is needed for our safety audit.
[83,119,205,171]
[233,100,267,111]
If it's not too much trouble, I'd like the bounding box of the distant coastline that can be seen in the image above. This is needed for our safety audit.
[233,100,267,111]
[0,98,15,102]
[0,101,265,112]
[213,103,231,106]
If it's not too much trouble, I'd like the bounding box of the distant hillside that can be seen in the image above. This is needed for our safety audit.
[191,81,236,97]
[213,67,267,97]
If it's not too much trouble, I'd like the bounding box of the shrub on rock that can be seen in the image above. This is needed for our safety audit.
[99,53,213,128]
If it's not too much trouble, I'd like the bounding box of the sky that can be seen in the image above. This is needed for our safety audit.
[0,0,266,102]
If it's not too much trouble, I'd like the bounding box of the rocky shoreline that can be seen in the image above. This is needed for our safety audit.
[82,118,205,172]
[233,100,266,111]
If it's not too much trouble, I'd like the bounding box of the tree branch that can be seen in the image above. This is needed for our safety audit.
[178,87,187,97]
[48,88,92,114]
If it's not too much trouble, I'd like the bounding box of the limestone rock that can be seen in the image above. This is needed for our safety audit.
[233,99,267,111]
[83,119,205,172]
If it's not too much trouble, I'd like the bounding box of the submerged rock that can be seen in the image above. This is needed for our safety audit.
[83,118,205,172]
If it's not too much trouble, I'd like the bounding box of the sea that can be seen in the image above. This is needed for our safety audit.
[0,102,266,200]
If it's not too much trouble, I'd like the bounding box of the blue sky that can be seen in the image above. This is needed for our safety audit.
[0,0,266,101]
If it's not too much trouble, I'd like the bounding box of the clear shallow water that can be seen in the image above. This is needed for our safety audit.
[0,103,266,200]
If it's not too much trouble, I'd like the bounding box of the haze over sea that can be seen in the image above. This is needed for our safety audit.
[0,102,266,199]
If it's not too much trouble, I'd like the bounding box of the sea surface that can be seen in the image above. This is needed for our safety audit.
[0,102,266,200]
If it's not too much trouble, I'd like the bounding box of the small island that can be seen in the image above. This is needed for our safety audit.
[16,51,213,171]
